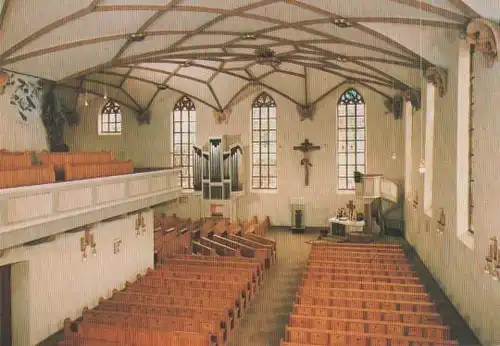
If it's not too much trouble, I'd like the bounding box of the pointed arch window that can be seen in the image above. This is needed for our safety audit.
[252,92,277,190]
[337,88,366,191]
[172,96,196,189]
[99,100,122,135]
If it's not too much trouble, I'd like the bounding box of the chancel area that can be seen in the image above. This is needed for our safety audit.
[0,1,499,345]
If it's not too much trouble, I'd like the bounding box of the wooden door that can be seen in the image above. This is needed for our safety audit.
[0,265,12,346]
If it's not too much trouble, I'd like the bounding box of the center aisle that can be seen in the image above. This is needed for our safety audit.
[227,228,317,346]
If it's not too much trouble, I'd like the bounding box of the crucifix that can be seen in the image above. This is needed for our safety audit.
[293,138,321,186]
[346,200,356,221]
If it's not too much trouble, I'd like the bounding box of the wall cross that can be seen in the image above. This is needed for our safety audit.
[293,138,321,186]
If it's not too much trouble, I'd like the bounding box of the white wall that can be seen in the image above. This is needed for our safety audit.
[0,211,154,346]
[66,82,405,227]
[0,71,47,151]
[64,92,177,168]
[404,37,500,345]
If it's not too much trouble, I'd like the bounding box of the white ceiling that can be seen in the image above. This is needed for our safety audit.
[0,0,493,113]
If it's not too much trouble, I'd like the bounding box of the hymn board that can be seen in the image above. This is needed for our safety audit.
[192,137,243,200]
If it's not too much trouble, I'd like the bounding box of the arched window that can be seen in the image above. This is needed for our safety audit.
[99,100,122,135]
[252,92,277,190]
[172,95,196,189]
[337,88,365,191]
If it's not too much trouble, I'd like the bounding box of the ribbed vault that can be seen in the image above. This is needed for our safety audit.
[0,0,493,114]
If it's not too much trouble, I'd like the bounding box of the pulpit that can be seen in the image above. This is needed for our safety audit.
[193,136,244,221]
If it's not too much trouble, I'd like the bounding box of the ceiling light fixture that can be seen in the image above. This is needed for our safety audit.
[335,56,348,63]
[182,61,192,68]
[255,47,281,68]
[157,84,168,90]
[332,18,353,28]
[129,33,146,42]
[242,33,257,40]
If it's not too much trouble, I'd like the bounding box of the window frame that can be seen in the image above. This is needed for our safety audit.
[336,88,366,193]
[251,92,277,191]
[98,100,122,136]
[172,95,196,190]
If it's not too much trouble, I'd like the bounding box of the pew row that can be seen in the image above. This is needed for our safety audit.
[0,164,55,188]
[64,161,133,181]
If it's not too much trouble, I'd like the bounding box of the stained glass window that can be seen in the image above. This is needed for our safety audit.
[252,92,277,190]
[337,88,365,191]
[172,95,196,189]
[99,100,122,135]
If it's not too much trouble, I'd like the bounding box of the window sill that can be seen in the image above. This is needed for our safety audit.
[337,190,356,196]
[98,132,122,136]
[250,189,278,194]
[458,232,475,250]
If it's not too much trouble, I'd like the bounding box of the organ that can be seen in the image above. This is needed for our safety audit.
[193,136,244,219]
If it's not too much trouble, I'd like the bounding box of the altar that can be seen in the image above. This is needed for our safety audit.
[328,217,365,236]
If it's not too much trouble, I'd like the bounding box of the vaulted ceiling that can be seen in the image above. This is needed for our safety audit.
[0,0,494,114]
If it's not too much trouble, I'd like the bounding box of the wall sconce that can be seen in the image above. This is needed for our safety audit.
[135,212,146,236]
[436,208,446,235]
[80,229,96,261]
[484,236,500,280]
[412,192,419,210]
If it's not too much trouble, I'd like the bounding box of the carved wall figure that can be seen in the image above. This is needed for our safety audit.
[425,66,448,97]
[466,18,500,68]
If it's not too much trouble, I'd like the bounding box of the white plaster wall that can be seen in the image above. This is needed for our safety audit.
[404,38,500,345]
[0,211,154,346]
[66,79,405,226]
[64,92,179,168]
[0,72,47,151]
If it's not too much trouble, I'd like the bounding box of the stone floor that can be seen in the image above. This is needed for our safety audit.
[39,227,481,346]
[226,228,317,346]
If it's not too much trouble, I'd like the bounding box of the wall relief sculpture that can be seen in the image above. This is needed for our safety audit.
[466,18,500,68]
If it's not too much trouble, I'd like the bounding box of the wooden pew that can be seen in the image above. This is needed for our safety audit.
[165,256,262,283]
[292,304,442,325]
[288,314,450,340]
[0,164,55,188]
[40,151,115,169]
[308,253,410,264]
[153,265,256,287]
[62,319,214,346]
[303,272,421,285]
[125,278,248,311]
[312,242,402,248]
[283,325,459,345]
[210,234,265,265]
[79,308,226,345]
[154,227,191,263]
[310,250,407,260]
[310,245,404,254]
[111,290,240,320]
[239,233,277,260]
[306,265,420,279]
[0,150,31,170]
[227,234,274,268]
[97,298,232,332]
[64,161,133,181]
[192,241,216,255]
[301,277,426,293]
[82,309,227,344]
[298,286,430,302]
[199,237,241,257]
[131,275,247,300]
[143,268,254,298]
[296,294,436,313]
[307,259,414,272]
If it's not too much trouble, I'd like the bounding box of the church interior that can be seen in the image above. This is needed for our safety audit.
[0,0,499,345]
